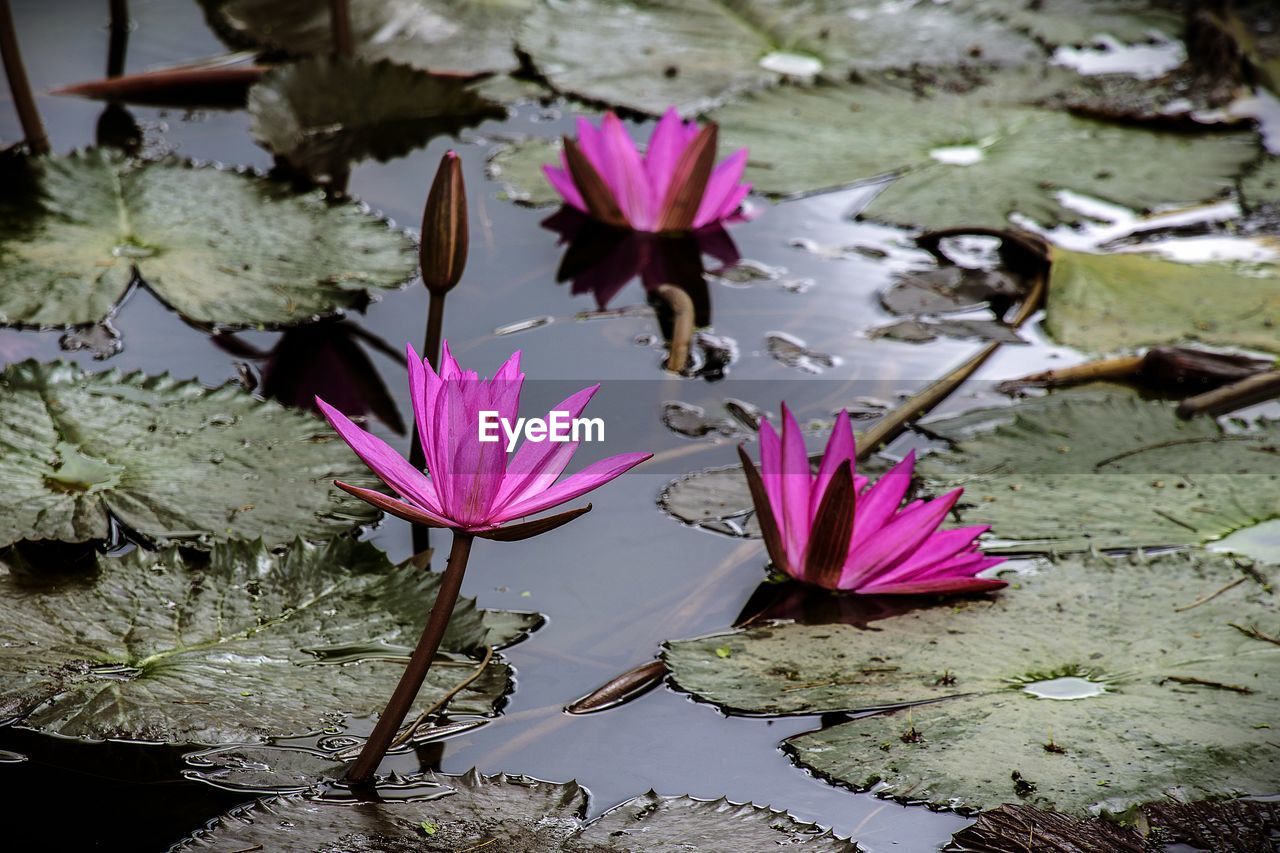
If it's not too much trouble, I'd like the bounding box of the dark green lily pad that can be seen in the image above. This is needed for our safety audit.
[486,137,563,207]
[518,0,1038,115]
[917,390,1280,553]
[868,317,1025,344]
[1042,247,1280,355]
[0,150,415,329]
[248,57,505,179]
[712,75,1257,227]
[0,360,382,549]
[0,538,540,743]
[666,551,1280,814]
[203,0,531,76]
[171,769,860,851]
[183,745,347,793]
[1240,157,1280,216]
[951,799,1280,853]
[953,0,1184,47]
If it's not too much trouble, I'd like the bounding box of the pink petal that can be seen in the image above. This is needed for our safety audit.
[492,384,599,511]
[778,404,812,568]
[757,419,787,547]
[335,481,453,528]
[599,113,654,229]
[840,489,962,590]
[316,396,443,515]
[859,573,1007,596]
[644,108,689,206]
[544,163,586,212]
[692,148,747,228]
[858,525,990,589]
[497,452,651,521]
[810,410,855,517]
[851,451,916,541]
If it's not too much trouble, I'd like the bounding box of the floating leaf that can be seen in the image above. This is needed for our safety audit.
[0,360,383,549]
[867,317,1025,344]
[666,551,1279,814]
[953,0,1184,47]
[248,57,504,179]
[0,539,540,744]
[172,768,859,850]
[202,0,531,76]
[1240,156,1280,216]
[712,76,1257,227]
[880,266,1024,316]
[1042,246,1280,355]
[518,0,1038,115]
[952,800,1280,853]
[917,390,1280,553]
[183,745,346,793]
[486,137,562,206]
[0,150,415,329]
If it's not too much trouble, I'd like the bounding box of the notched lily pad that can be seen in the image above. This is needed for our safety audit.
[0,538,541,744]
[0,360,381,549]
[172,769,860,851]
[666,551,1279,814]
[202,0,531,76]
[917,390,1280,553]
[249,57,505,179]
[713,74,1257,228]
[1042,246,1280,355]
[486,137,563,207]
[0,149,416,330]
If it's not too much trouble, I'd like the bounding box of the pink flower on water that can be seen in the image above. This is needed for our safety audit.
[738,406,1006,595]
[543,109,752,234]
[317,342,651,540]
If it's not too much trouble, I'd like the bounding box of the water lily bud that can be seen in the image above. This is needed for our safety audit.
[420,150,468,296]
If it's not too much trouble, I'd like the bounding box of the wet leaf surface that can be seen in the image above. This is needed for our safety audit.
[867,317,1025,344]
[0,360,384,549]
[952,0,1184,47]
[1240,156,1280,216]
[918,389,1280,553]
[486,137,563,207]
[183,744,347,793]
[172,768,860,851]
[0,539,540,743]
[950,799,1280,852]
[248,57,504,179]
[1042,246,1280,354]
[201,0,532,76]
[713,72,1257,227]
[880,266,1023,316]
[666,551,1280,814]
[518,0,1038,115]
[0,150,416,329]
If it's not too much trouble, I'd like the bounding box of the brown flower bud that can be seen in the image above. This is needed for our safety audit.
[419,150,468,296]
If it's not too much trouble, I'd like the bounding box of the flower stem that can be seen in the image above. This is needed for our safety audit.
[346,529,474,785]
[329,0,353,57]
[0,0,49,155]
[107,0,129,78]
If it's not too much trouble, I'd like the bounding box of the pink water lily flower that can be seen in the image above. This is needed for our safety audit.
[739,406,1006,595]
[544,109,753,234]
[317,342,651,540]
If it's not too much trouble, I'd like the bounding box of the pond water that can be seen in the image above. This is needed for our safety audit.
[0,1,1271,850]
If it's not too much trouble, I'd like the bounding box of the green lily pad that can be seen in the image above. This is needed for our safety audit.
[916,390,1280,553]
[486,137,563,207]
[712,76,1257,227]
[666,551,1280,814]
[0,149,415,329]
[1042,247,1280,355]
[183,745,348,793]
[0,360,382,549]
[1240,156,1280,216]
[202,0,531,76]
[0,538,541,744]
[518,0,1038,115]
[171,769,859,851]
[953,0,1184,47]
[248,57,505,179]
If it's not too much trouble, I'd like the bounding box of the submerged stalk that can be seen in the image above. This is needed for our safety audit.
[0,0,49,154]
[346,530,473,785]
[329,0,353,57]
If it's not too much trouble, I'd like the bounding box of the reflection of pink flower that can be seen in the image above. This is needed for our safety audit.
[317,342,651,539]
[543,208,739,311]
[544,109,753,233]
[740,408,1006,595]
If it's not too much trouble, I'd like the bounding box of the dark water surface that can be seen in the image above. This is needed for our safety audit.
[0,1,1092,849]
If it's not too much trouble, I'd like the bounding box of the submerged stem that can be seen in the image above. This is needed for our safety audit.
[346,530,474,785]
[0,0,49,154]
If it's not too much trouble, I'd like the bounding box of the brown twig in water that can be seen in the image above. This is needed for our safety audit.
[388,645,494,748]
[655,284,694,373]
[1161,675,1254,694]
[1177,370,1280,420]
[1173,576,1246,612]
[0,0,49,154]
